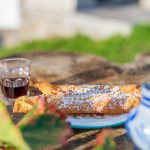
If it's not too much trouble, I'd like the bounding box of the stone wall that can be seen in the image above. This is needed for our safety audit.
[139,0,150,11]
[17,0,131,44]
[0,30,18,47]
[22,0,77,14]
[1,0,132,46]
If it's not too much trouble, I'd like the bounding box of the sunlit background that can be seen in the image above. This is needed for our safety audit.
[0,0,150,63]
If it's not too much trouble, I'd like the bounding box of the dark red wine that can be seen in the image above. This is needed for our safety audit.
[0,76,29,99]
[1,84,28,99]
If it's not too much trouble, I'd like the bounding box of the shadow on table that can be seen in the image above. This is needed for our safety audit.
[115,134,133,150]
[55,129,99,150]
[51,66,121,85]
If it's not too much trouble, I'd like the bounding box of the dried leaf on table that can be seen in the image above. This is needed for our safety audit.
[94,129,116,150]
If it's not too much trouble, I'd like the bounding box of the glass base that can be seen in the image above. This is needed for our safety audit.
[1,97,15,106]
[0,97,14,116]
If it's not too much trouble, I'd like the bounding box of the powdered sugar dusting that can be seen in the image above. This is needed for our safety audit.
[57,85,139,112]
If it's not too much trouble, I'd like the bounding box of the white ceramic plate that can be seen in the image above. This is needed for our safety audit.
[66,114,128,129]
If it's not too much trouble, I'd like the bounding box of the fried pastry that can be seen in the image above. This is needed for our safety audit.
[52,84,141,114]
[13,84,141,114]
[13,96,36,113]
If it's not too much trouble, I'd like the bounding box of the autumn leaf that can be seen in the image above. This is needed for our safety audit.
[18,96,72,150]
[94,129,116,150]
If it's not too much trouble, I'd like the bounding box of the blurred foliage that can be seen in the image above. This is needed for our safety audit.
[18,96,71,150]
[0,24,150,63]
[0,98,71,150]
[94,129,116,150]
[0,102,30,150]
[20,114,69,150]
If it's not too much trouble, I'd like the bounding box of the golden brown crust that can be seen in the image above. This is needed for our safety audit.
[13,96,36,113]
[56,85,140,115]
[13,84,141,115]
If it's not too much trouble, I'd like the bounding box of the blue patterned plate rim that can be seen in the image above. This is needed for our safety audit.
[70,120,125,129]
[66,114,128,129]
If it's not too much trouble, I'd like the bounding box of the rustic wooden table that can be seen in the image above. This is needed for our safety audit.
[3,52,150,150]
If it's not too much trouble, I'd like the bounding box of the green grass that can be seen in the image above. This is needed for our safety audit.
[1,24,150,63]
